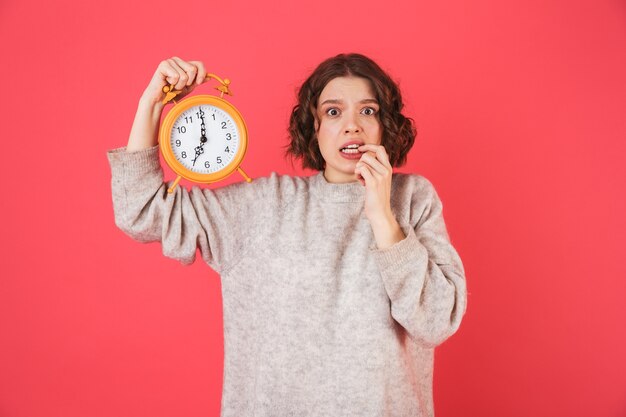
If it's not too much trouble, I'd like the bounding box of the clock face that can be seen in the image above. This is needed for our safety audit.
[170,104,241,174]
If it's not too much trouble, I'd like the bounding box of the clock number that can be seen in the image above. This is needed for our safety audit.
[211,114,216,120]
[185,116,193,124]
[221,121,227,129]
[217,156,222,164]
[205,161,210,169]
[175,139,181,147]
[176,126,187,134]
[226,133,232,140]
[181,151,187,158]
[225,146,230,153]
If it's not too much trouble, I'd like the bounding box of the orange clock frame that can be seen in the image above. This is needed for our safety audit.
[159,77,252,193]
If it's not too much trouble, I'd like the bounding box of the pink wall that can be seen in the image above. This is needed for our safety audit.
[1,0,625,416]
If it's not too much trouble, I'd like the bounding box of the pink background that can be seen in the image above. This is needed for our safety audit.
[1,0,625,416]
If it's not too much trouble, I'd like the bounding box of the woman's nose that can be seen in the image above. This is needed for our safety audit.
[343,112,361,133]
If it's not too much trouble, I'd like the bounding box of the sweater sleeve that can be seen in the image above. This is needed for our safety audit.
[106,145,257,273]
[371,176,467,348]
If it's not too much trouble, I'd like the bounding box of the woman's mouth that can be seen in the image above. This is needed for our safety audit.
[339,144,363,159]
[340,144,361,154]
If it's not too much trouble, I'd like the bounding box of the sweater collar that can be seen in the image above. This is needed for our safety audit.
[309,171,366,203]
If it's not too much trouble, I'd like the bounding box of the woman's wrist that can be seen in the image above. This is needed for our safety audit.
[138,93,165,113]
[370,213,406,250]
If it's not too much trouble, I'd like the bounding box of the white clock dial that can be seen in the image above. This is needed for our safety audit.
[170,104,240,174]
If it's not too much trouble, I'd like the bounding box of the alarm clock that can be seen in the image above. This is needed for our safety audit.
[159,73,252,193]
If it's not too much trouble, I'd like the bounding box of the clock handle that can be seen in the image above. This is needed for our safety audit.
[237,166,253,183]
[167,175,183,193]
[162,73,233,105]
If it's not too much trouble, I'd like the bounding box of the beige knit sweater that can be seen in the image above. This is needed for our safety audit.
[107,145,467,417]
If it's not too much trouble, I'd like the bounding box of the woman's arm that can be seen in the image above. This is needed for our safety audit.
[127,57,207,151]
[371,177,468,348]
[354,144,466,348]
[107,57,253,272]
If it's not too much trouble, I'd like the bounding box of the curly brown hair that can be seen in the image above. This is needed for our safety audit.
[286,53,416,170]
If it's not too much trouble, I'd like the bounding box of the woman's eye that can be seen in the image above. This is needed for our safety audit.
[326,108,339,116]
[361,107,377,116]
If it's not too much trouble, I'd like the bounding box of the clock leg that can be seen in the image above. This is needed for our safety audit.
[237,166,253,183]
[167,175,183,193]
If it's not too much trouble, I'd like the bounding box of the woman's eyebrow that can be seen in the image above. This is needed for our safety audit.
[319,98,379,106]
[360,99,379,105]
[320,99,343,106]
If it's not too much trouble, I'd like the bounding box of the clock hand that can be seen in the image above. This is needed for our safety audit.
[192,145,205,166]
[199,107,208,143]
[193,107,209,166]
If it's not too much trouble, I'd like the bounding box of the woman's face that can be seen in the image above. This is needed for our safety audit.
[315,76,382,183]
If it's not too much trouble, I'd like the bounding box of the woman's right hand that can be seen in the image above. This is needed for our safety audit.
[127,57,207,151]
[140,57,208,107]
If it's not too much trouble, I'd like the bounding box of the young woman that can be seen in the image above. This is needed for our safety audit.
[107,53,467,417]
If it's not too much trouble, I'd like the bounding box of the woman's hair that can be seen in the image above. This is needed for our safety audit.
[286,53,416,170]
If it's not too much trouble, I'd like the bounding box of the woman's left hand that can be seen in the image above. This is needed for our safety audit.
[354,144,394,221]
[355,144,406,249]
